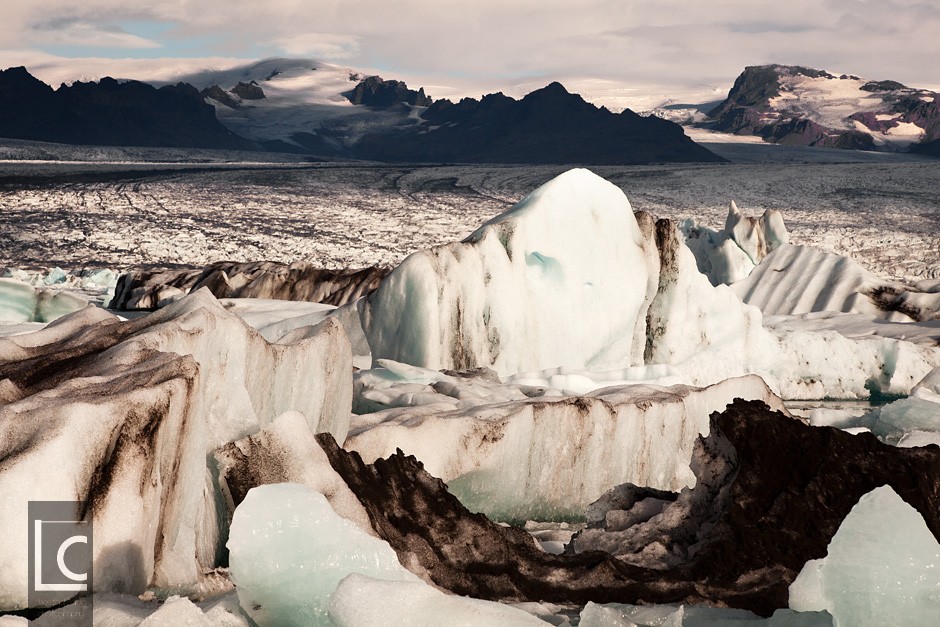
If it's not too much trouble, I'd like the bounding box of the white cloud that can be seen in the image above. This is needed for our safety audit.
[274,33,359,59]
[29,21,161,49]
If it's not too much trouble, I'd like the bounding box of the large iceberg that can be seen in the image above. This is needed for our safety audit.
[360,168,657,376]
[789,486,940,626]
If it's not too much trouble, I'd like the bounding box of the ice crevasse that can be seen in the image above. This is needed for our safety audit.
[359,168,938,399]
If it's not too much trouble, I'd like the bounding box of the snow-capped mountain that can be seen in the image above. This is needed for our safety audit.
[702,64,940,152]
[187,58,723,163]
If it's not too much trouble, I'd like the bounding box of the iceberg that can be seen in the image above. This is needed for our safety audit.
[358,169,940,399]
[679,201,788,286]
[0,291,351,609]
[360,168,657,376]
[347,374,785,520]
[0,277,87,324]
[789,486,940,626]
[228,483,419,627]
[215,411,374,535]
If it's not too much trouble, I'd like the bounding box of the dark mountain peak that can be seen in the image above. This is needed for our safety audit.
[861,79,908,92]
[534,81,569,95]
[522,81,580,102]
[0,65,255,151]
[355,81,723,165]
[0,66,54,97]
[231,81,265,100]
[345,75,432,108]
[770,64,835,79]
[201,84,240,108]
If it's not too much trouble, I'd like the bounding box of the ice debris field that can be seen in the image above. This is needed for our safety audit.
[1,166,940,626]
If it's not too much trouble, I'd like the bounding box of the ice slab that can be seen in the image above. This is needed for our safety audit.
[329,574,549,626]
[733,244,940,322]
[227,483,419,626]
[347,374,786,520]
[580,602,831,626]
[789,485,940,626]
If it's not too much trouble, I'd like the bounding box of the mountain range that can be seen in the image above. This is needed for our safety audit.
[0,66,254,150]
[2,59,938,160]
[0,62,722,165]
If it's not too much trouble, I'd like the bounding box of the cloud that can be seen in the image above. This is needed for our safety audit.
[29,20,161,50]
[1,0,938,98]
[274,33,359,59]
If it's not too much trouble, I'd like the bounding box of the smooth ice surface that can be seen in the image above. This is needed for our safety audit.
[329,574,549,626]
[227,483,419,627]
[580,602,831,626]
[789,486,940,626]
[361,168,654,376]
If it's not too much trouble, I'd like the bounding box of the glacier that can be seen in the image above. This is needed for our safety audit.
[1,163,939,622]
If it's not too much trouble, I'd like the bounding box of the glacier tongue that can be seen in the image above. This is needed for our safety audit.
[788,486,940,626]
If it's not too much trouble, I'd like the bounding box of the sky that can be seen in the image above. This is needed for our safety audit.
[1,0,939,107]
